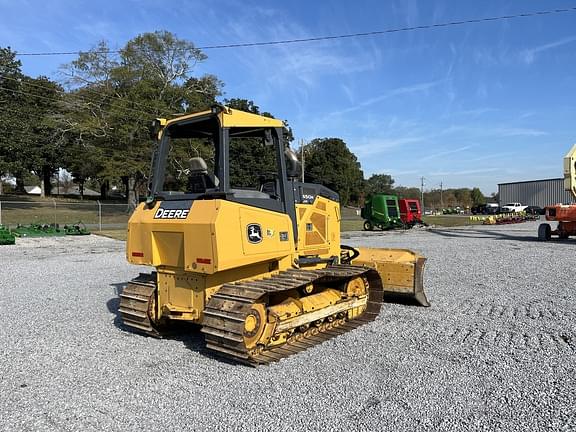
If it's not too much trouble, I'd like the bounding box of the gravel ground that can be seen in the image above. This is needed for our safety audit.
[1,221,574,431]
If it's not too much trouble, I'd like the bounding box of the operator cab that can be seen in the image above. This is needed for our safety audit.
[149,106,299,211]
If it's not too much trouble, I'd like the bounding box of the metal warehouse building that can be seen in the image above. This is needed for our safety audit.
[498,178,575,207]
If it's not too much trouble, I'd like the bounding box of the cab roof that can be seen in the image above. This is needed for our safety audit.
[164,106,284,129]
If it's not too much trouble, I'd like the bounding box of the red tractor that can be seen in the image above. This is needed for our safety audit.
[399,199,427,227]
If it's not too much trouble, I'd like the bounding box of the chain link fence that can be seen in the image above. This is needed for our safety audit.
[0,200,132,231]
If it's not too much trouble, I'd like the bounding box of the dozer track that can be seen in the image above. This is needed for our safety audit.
[118,273,162,337]
[201,265,384,365]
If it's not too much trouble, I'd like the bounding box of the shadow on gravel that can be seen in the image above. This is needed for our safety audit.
[108,282,126,328]
[107,283,240,364]
[384,294,427,307]
[429,228,542,243]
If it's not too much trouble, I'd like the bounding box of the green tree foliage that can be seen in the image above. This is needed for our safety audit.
[453,188,472,208]
[224,98,282,189]
[60,31,222,206]
[0,48,67,196]
[365,174,394,196]
[0,47,26,193]
[394,186,421,200]
[21,76,67,196]
[414,186,485,209]
[471,187,486,205]
[304,138,364,206]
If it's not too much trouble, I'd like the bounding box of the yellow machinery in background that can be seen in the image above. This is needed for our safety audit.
[120,106,428,365]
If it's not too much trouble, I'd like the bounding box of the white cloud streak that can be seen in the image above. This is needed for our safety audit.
[328,80,443,116]
[521,36,576,65]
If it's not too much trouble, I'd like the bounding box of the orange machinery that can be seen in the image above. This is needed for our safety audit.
[538,144,576,240]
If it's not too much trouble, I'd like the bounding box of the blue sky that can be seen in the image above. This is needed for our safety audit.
[2,0,576,194]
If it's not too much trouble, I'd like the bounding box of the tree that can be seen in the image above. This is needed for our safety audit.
[0,48,68,196]
[454,188,472,208]
[224,98,279,189]
[20,76,66,196]
[365,174,394,196]
[471,187,486,205]
[0,46,25,193]
[394,186,421,200]
[304,138,364,206]
[60,31,222,207]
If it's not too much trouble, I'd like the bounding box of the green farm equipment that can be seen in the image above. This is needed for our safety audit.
[12,223,65,237]
[361,194,404,231]
[12,222,90,237]
[0,225,15,245]
[64,222,90,235]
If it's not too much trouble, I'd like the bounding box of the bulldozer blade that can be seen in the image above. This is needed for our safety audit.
[351,247,429,307]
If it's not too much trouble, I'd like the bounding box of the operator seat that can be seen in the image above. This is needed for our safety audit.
[188,157,219,193]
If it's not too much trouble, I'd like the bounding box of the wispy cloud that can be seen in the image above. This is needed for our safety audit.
[350,136,426,157]
[218,7,380,106]
[328,79,443,116]
[521,36,576,65]
[495,127,548,137]
[419,145,473,162]
[439,124,548,138]
[376,168,419,176]
[429,167,499,176]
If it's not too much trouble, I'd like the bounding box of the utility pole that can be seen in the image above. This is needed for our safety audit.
[300,139,305,182]
[420,176,425,210]
[440,181,444,208]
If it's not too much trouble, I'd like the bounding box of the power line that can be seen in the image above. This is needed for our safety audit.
[0,85,158,125]
[0,76,156,117]
[0,85,66,105]
[13,6,576,57]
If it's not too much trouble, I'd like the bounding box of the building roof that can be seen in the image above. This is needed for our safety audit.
[498,178,563,186]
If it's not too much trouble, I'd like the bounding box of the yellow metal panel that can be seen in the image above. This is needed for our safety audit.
[235,206,292,257]
[218,108,283,128]
[295,197,340,258]
[128,198,295,274]
[161,107,283,130]
[163,109,212,128]
[127,200,216,273]
[152,232,184,268]
[352,247,428,305]
[300,289,341,313]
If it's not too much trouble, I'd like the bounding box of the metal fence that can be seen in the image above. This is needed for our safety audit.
[0,200,132,231]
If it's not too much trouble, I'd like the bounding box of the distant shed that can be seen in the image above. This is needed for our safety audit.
[498,178,574,207]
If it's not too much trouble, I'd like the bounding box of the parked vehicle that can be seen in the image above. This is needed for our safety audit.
[471,203,499,214]
[485,203,500,214]
[471,204,487,215]
[361,194,404,230]
[500,202,527,213]
[525,206,544,215]
[398,199,427,227]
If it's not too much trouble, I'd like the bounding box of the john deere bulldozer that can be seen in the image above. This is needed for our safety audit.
[120,106,429,365]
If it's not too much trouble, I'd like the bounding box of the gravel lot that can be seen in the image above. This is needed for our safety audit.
[1,221,574,431]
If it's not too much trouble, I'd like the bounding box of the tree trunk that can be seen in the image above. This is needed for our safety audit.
[0,180,3,195]
[79,180,84,200]
[128,177,138,211]
[122,176,138,211]
[100,180,109,200]
[42,167,52,197]
[15,176,25,194]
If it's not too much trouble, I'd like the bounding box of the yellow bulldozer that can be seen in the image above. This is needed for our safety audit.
[120,105,429,365]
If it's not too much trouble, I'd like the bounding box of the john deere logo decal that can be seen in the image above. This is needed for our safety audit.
[247,224,262,244]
